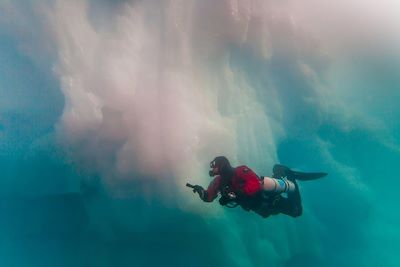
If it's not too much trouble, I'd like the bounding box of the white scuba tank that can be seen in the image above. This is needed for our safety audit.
[261,176,296,194]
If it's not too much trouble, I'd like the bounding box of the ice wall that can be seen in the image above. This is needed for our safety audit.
[0,1,399,266]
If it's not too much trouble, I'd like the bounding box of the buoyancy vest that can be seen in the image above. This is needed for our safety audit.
[230,166,262,196]
[205,165,262,202]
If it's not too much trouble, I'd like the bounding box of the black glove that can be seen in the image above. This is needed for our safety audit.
[192,185,206,200]
[219,196,229,206]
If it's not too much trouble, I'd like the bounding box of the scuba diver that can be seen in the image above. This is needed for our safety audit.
[187,156,327,218]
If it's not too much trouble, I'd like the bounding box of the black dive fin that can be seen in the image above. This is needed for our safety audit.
[290,170,327,181]
[273,164,327,181]
[272,164,291,179]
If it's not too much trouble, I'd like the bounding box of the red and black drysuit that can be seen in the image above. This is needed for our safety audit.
[201,165,302,218]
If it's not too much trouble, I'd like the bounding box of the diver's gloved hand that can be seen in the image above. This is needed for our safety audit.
[191,185,203,193]
[219,191,237,206]
[219,196,229,206]
[192,185,206,200]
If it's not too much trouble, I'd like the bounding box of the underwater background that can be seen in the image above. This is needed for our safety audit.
[0,1,399,266]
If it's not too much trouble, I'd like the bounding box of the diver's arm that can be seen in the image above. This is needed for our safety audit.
[194,176,221,202]
[203,176,221,202]
[188,176,221,202]
[188,183,216,202]
[190,185,208,201]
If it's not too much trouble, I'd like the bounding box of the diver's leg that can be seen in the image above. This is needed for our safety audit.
[286,179,303,217]
[253,202,272,218]
[273,180,302,217]
[248,192,272,218]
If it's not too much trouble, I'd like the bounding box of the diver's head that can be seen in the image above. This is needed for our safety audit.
[209,156,233,178]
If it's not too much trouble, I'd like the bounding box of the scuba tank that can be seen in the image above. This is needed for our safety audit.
[260,176,296,194]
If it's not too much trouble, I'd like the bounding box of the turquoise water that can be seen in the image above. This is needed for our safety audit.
[1,1,399,266]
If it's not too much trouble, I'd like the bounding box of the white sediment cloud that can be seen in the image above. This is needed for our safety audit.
[2,0,397,193]
[39,0,278,195]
